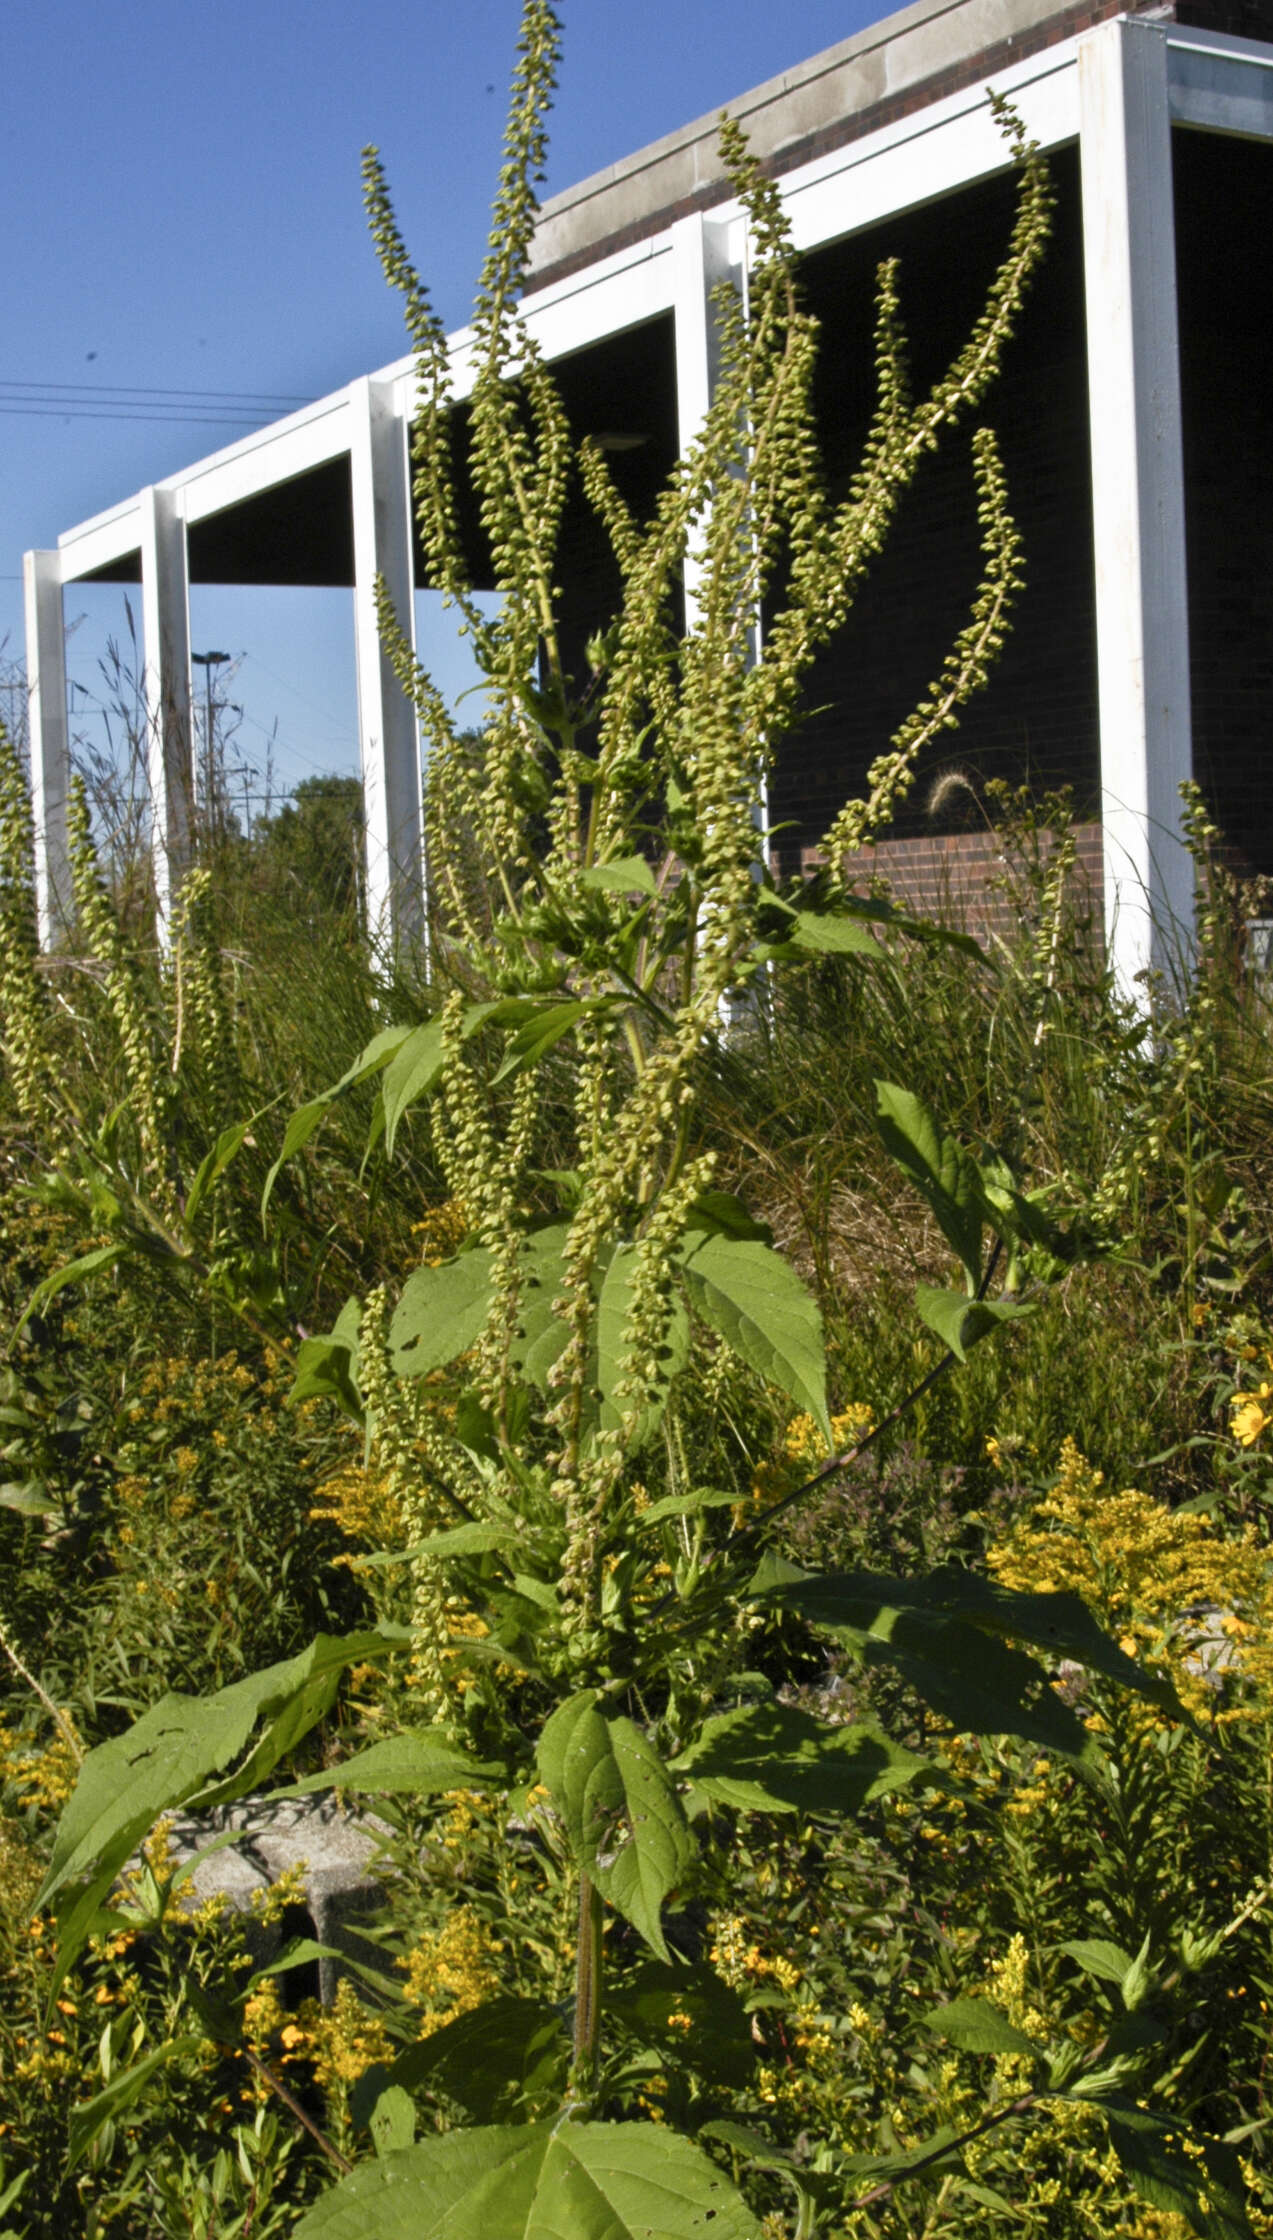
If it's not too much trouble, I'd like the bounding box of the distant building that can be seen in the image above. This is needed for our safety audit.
[22,0,1273,989]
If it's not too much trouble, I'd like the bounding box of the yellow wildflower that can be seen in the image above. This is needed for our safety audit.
[1232,1386,1272,1447]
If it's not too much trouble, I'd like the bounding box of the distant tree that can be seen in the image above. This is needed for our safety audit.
[251,773,364,918]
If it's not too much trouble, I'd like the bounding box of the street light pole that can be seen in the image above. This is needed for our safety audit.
[190,650,230,846]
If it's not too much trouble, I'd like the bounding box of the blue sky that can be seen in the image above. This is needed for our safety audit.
[2,2,890,806]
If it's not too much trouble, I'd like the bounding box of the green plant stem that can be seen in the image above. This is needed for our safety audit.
[239,2044,352,2176]
[570,1871,603,2103]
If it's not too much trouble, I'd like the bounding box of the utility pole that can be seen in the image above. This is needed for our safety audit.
[190,650,230,847]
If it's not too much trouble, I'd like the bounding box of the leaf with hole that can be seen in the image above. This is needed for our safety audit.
[390,1250,492,1378]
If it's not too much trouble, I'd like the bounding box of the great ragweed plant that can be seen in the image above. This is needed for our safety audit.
[31,8,1253,2237]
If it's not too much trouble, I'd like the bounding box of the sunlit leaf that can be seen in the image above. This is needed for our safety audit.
[926,1997,1040,2057]
[291,2118,762,2240]
[680,1234,829,1444]
[278,1731,501,1798]
[390,1250,492,1378]
[37,1629,389,1998]
[538,1695,694,1960]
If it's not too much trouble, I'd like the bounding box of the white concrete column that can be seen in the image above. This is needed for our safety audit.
[1079,15,1193,996]
[140,483,193,931]
[22,549,72,946]
[672,211,745,630]
[350,375,422,952]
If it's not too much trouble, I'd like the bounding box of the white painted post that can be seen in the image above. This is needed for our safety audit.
[672,211,744,629]
[672,211,767,1024]
[139,483,193,932]
[1079,15,1194,997]
[349,374,423,952]
[22,549,73,946]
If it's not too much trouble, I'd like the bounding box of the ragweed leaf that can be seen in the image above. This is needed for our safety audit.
[380,1019,445,1156]
[359,1998,568,2125]
[577,857,658,895]
[680,1233,829,1444]
[674,1700,932,1815]
[390,1250,492,1377]
[1094,2097,1253,2240]
[278,1732,501,1797]
[876,1082,984,1280]
[914,1283,1033,1361]
[537,1695,695,1959]
[37,1630,390,1998]
[290,2119,762,2240]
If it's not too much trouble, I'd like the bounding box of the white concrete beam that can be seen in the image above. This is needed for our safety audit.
[58,502,142,586]
[349,375,422,951]
[1079,14,1194,996]
[22,550,72,947]
[1168,24,1273,142]
[140,483,193,932]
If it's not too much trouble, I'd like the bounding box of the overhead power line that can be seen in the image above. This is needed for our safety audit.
[0,378,317,429]
[0,404,300,428]
[0,379,314,406]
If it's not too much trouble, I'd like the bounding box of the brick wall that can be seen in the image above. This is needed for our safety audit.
[818,821,1105,948]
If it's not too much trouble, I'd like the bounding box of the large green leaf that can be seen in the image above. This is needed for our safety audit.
[875,1083,984,1281]
[492,1000,602,1085]
[380,1020,445,1157]
[184,1117,252,1229]
[578,857,658,896]
[291,2118,762,2240]
[596,1242,689,1450]
[279,1732,501,1797]
[787,909,884,959]
[1094,2097,1252,2240]
[509,1224,573,1387]
[263,1025,415,1211]
[748,1564,1091,1756]
[36,1629,388,1995]
[16,1242,125,1337]
[537,1695,695,1960]
[674,1701,932,1816]
[390,1250,492,1378]
[680,1234,829,1443]
[381,1001,521,1157]
[67,2038,205,2168]
[288,1297,363,1419]
[753,1563,1185,1721]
